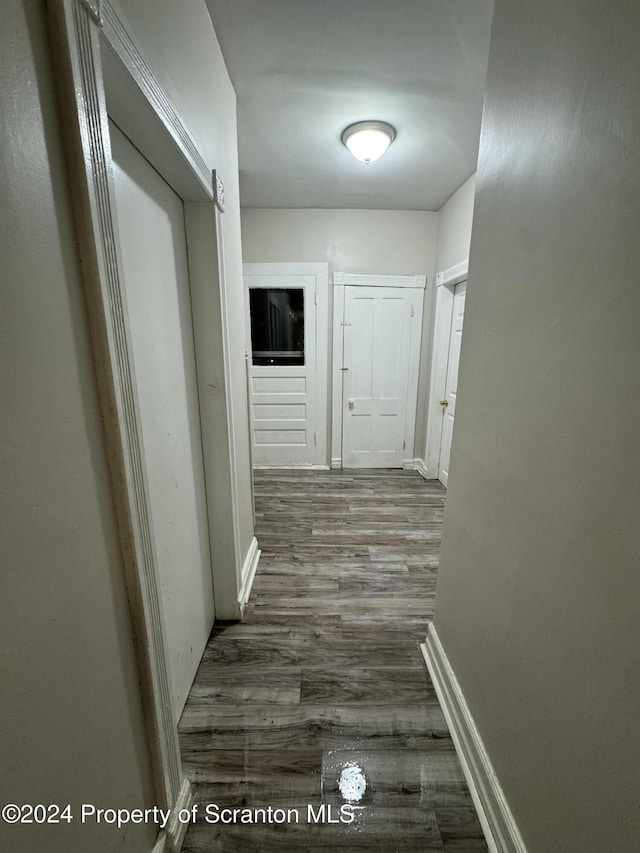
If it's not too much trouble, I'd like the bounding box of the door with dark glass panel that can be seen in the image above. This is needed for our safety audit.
[244,272,318,466]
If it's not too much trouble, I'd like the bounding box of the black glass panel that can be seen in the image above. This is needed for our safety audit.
[249,288,305,366]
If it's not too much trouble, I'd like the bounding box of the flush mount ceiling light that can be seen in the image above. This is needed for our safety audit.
[341,121,396,164]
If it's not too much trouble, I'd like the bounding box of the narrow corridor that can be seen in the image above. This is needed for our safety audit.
[179,470,487,851]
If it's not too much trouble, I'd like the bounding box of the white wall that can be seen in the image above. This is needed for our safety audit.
[433,1,640,850]
[434,173,476,274]
[415,174,477,458]
[241,208,437,275]
[119,0,255,576]
[0,2,155,850]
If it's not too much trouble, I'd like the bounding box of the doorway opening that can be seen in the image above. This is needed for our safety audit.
[424,260,469,484]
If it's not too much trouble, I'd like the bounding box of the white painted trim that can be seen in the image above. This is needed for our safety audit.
[331,282,346,468]
[185,205,244,621]
[437,258,469,287]
[403,286,424,463]
[244,349,256,524]
[411,458,429,479]
[421,627,528,853]
[101,3,212,202]
[165,777,194,853]
[424,259,469,481]
[213,169,225,212]
[333,272,427,289]
[244,262,329,468]
[152,776,193,853]
[215,213,244,612]
[78,0,101,24]
[253,464,330,471]
[332,273,425,469]
[238,536,261,616]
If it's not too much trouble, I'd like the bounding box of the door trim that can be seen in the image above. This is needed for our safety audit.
[334,272,427,289]
[244,262,329,468]
[424,259,469,479]
[48,0,241,838]
[332,273,426,469]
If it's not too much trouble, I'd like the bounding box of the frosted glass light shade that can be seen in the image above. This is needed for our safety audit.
[342,121,396,164]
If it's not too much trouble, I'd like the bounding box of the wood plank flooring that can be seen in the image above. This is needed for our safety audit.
[179,469,487,852]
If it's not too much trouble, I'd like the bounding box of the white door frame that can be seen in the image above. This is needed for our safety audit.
[48,1,247,846]
[424,259,470,479]
[244,262,329,468]
[332,273,426,469]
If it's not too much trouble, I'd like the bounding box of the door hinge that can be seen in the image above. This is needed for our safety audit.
[314,290,317,306]
[403,440,406,451]
[411,305,414,318]
[314,432,317,446]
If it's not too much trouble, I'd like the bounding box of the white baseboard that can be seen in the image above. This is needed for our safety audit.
[151,777,193,853]
[330,457,342,469]
[253,464,329,471]
[405,457,436,480]
[411,457,429,479]
[238,536,261,615]
[421,626,527,853]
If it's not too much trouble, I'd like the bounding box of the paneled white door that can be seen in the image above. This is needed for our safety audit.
[342,286,415,468]
[244,264,328,467]
[438,280,467,486]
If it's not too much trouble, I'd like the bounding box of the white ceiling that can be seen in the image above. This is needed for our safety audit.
[206,0,494,211]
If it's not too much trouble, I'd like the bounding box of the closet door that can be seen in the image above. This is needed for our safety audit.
[111,121,214,719]
[342,286,414,468]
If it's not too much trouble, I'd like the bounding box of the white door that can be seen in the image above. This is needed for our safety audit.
[342,286,414,468]
[110,122,214,719]
[244,264,328,467]
[438,280,467,486]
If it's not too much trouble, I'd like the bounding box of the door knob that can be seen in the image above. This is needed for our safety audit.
[440,399,449,407]
[348,400,354,410]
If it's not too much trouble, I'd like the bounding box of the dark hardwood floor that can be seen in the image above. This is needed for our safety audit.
[178,469,487,852]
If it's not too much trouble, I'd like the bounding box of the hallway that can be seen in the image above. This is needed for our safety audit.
[178,470,487,851]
